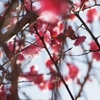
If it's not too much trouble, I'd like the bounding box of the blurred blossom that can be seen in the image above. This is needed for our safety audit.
[38,0,73,21]
[87,8,99,23]
[90,41,100,61]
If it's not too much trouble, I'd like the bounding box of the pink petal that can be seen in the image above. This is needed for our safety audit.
[74,36,86,46]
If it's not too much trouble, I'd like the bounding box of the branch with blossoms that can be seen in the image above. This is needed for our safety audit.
[0,0,100,100]
[34,24,75,100]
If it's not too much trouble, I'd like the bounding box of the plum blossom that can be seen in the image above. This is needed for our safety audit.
[87,8,99,23]
[89,41,100,61]
[16,54,25,64]
[38,0,73,21]
[66,26,77,40]
[20,66,44,86]
[65,63,80,84]
[22,45,41,57]
[74,36,86,46]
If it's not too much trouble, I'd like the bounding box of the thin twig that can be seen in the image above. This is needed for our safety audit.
[34,25,75,100]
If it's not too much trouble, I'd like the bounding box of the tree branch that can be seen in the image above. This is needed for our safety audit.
[34,25,75,100]
[75,13,100,49]
[0,11,38,46]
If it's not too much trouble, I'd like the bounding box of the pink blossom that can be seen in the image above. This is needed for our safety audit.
[74,36,86,46]
[89,41,100,61]
[16,54,25,64]
[87,8,99,23]
[22,45,41,57]
[66,63,80,80]
[66,26,77,40]
[38,0,72,21]
[90,41,98,50]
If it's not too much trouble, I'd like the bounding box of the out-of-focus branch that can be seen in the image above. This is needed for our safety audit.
[0,1,38,100]
[3,44,19,100]
[0,11,38,46]
[0,0,17,29]
[75,62,92,100]
[74,10,100,99]
[75,43,93,99]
